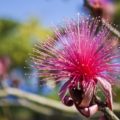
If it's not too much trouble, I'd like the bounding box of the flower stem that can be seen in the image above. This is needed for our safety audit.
[101,107,119,120]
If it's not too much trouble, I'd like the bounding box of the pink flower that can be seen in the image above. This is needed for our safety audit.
[86,0,115,21]
[88,0,112,8]
[32,17,120,117]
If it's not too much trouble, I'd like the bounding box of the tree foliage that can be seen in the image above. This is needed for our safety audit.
[0,18,52,68]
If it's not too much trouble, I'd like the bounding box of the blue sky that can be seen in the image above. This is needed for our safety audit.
[0,0,83,26]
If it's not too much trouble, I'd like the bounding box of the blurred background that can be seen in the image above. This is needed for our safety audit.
[0,0,120,120]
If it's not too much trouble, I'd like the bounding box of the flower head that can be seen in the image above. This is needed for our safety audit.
[86,0,115,21]
[88,0,112,8]
[32,17,120,117]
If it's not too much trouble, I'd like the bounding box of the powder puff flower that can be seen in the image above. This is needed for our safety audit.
[32,16,120,117]
[85,0,115,21]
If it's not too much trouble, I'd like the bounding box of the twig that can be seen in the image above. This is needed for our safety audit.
[0,87,77,113]
[102,19,120,38]
[0,87,120,119]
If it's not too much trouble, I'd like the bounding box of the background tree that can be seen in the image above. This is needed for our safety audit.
[0,18,52,69]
